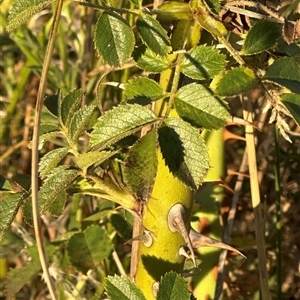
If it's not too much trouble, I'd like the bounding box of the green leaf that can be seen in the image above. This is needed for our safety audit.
[60,89,84,127]
[48,190,66,216]
[24,166,78,224]
[242,20,281,55]
[110,213,133,240]
[159,117,209,188]
[77,151,117,171]
[181,45,226,80]
[7,0,55,32]
[39,166,77,214]
[39,147,69,178]
[175,83,230,129]
[90,104,158,149]
[156,1,192,21]
[0,175,12,191]
[67,225,112,273]
[105,275,146,300]
[124,130,158,202]
[5,245,57,299]
[94,12,135,67]
[281,93,300,126]
[40,123,61,135]
[157,271,190,300]
[69,104,96,142]
[44,93,59,117]
[0,193,25,241]
[11,174,31,192]
[133,45,170,73]
[204,0,221,13]
[214,67,259,96]
[136,14,170,56]
[264,57,300,93]
[124,77,166,105]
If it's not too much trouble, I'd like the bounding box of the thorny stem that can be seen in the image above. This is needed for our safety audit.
[31,1,63,299]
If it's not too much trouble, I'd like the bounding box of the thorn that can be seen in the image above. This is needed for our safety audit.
[125,230,154,247]
[152,282,159,297]
[179,247,191,260]
[168,204,196,267]
[189,228,246,259]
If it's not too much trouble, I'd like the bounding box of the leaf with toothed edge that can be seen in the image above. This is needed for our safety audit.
[90,104,158,150]
[157,271,190,300]
[124,130,158,202]
[159,117,209,189]
[175,83,230,129]
[105,275,146,300]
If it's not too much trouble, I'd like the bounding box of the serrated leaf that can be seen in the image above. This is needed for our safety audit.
[214,67,259,96]
[264,57,300,93]
[175,83,230,129]
[40,123,61,135]
[0,193,25,241]
[181,45,226,80]
[110,213,133,240]
[156,1,192,21]
[133,45,170,73]
[39,147,69,178]
[105,275,146,300]
[281,93,300,126]
[0,175,12,191]
[44,93,59,117]
[90,104,157,149]
[242,20,281,55]
[124,130,158,202]
[157,271,190,300]
[94,12,135,67]
[48,190,66,216]
[124,77,166,104]
[11,174,31,192]
[39,166,78,214]
[60,89,84,127]
[5,245,57,299]
[136,14,170,56]
[159,117,209,188]
[69,104,96,142]
[67,225,112,273]
[77,151,117,171]
[7,0,55,32]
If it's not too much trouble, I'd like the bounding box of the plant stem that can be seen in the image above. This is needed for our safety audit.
[31,1,64,299]
[242,96,271,300]
[274,125,282,300]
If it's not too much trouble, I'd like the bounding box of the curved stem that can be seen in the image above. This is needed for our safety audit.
[31,1,63,299]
